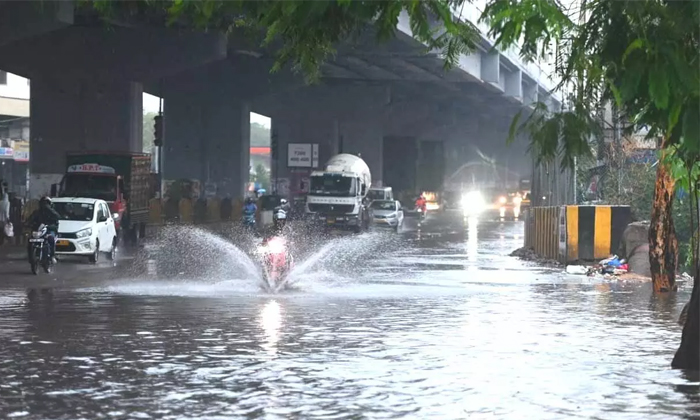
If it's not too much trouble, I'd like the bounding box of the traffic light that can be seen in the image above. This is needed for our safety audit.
[154,114,163,147]
[270,131,278,160]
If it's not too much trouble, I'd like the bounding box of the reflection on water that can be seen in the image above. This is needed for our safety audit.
[0,214,696,419]
[260,300,282,356]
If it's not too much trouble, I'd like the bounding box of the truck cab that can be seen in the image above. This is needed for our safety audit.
[305,154,372,232]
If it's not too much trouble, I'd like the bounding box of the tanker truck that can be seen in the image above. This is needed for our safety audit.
[305,153,371,233]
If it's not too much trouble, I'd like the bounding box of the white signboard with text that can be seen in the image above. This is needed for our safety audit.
[288,143,319,168]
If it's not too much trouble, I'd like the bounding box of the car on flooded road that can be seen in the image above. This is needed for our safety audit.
[369,199,404,231]
[53,197,118,263]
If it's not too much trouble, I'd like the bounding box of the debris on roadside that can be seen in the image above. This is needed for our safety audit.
[564,254,654,282]
[510,247,562,267]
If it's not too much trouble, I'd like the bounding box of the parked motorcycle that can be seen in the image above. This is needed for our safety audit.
[256,236,294,292]
[28,224,54,275]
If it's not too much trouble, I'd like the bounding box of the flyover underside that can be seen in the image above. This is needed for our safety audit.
[0,7,553,200]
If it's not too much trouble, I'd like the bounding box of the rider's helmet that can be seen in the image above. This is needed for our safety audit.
[245,197,254,205]
[280,198,288,205]
[39,196,52,208]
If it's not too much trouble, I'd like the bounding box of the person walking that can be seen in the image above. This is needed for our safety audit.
[0,191,11,246]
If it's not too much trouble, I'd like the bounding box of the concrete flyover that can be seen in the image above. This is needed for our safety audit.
[0,1,559,199]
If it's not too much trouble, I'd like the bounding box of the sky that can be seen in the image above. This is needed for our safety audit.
[143,92,271,128]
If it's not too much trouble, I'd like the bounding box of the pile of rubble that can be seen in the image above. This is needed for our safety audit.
[510,247,563,267]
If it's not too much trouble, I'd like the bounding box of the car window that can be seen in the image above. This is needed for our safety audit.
[54,202,94,221]
[371,201,396,210]
[102,203,111,219]
[96,204,105,221]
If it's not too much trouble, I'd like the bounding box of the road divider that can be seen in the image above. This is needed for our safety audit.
[524,205,631,264]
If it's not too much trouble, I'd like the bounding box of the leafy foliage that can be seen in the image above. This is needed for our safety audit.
[83,0,480,82]
[482,0,700,167]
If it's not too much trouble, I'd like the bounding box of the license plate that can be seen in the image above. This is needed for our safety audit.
[336,217,344,221]
[57,240,69,246]
[28,238,44,243]
[327,219,335,224]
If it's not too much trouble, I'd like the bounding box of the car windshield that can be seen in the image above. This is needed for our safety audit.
[309,175,356,196]
[371,201,396,211]
[62,174,117,202]
[367,190,385,201]
[54,202,95,221]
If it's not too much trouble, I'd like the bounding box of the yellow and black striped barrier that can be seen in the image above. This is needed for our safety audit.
[565,205,631,262]
[525,205,631,263]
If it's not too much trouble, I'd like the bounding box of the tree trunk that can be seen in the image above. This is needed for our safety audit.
[648,158,678,293]
[671,264,699,370]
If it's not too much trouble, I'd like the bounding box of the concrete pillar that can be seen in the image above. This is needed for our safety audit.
[271,113,339,197]
[163,92,250,199]
[383,136,418,194]
[29,76,143,198]
[339,118,384,187]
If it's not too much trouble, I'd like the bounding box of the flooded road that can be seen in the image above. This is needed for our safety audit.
[0,211,697,419]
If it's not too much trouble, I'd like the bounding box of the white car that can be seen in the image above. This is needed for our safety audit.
[53,197,118,263]
[369,200,404,232]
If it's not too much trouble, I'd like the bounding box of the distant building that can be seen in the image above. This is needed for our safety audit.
[0,70,30,196]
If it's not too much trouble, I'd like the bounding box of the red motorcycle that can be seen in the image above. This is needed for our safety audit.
[257,236,294,292]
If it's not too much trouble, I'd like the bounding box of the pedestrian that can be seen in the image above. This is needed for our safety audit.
[0,191,10,246]
[9,193,23,245]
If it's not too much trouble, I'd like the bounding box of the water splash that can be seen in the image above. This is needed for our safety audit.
[149,226,263,286]
[280,231,401,291]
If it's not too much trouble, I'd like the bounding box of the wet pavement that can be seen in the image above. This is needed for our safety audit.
[0,211,697,419]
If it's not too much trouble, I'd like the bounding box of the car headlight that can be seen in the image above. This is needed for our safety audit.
[76,228,92,239]
[499,196,507,204]
[386,212,397,218]
[461,191,485,213]
[513,196,522,205]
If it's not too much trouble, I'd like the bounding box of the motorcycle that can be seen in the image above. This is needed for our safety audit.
[28,224,54,275]
[242,212,256,232]
[256,236,294,292]
[414,205,427,220]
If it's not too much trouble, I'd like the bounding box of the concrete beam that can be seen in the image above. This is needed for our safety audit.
[480,52,501,89]
[0,24,226,81]
[0,1,73,47]
[523,82,538,108]
[505,69,523,102]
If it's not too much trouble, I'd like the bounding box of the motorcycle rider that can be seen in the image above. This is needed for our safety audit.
[242,196,257,230]
[415,194,427,213]
[27,196,61,264]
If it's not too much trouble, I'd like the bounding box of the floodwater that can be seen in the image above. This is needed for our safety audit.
[0,212,697,419]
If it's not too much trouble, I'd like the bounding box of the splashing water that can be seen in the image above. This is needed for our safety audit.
[280,231,401,291]
[103,226,401,296]
[149,226,263,286]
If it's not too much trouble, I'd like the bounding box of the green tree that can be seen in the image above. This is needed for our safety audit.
[143,111,157,153]
[481,0,699,368]
[250,122,271,148]
[251,163,271,192]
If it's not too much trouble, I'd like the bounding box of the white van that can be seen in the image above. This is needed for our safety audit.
[367,187,394,202]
